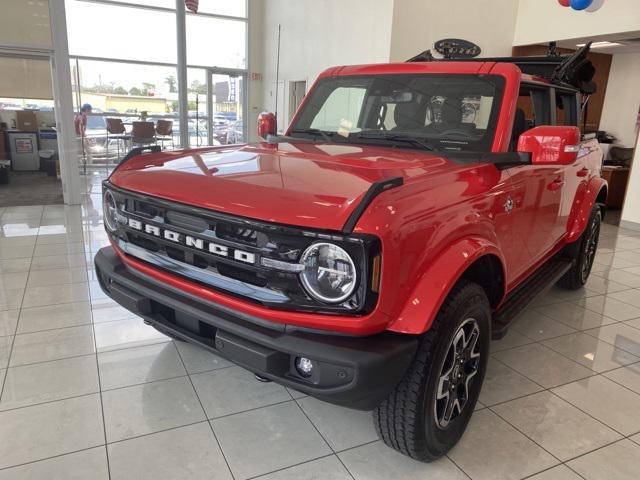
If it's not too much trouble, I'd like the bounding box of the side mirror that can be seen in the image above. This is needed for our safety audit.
[517,126,581,165]
[257,112,277,140]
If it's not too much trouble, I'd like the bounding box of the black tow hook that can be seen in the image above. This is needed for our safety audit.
[254,373,272,383]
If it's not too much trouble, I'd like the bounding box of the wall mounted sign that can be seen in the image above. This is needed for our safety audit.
[15,138,34,154]
[434,39,481,59]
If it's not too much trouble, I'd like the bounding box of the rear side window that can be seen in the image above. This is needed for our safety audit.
[511,84,551,151]
[554,90,579,126]
[516,85,551,127]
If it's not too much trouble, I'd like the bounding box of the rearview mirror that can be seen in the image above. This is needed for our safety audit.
[517,126,581,166]
[257,112,277,140]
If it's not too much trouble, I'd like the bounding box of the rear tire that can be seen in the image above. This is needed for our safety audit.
[558,205,601,290]
[373,281,490,461]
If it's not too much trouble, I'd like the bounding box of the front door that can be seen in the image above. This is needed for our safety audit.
[208,71,247,146]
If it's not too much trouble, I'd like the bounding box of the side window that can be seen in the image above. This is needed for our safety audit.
[511,85,552,150]
[554,90,579,126]
[310,87,366,133]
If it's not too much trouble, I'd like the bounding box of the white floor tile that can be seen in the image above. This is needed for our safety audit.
[543,332,640,372]
[567,439,640,480]
[17,302,92,333]
[174,339,232,374]
[492,391,621,461]
[449,409,558,480]
[102,376,205,442]
[254,455,350,480]
[0,446,109,480]
[552,376,640,436]
[492,343,594,388]
[9,325,95,367]
[0,394,104,469]
[479,358,543,406]
[0,309,18,337]
[339,440,467,480]
[191,366,290,419]
[26,267,88,287]
[93,317,169,353]
[212,402,332,480]
[108,422,231,480]
[535,301,617,331]
[525,465,583,480]
[22,283,90,308]
[98,342,186,390]
[297,396,378,451]
[603,362,640,394]
[512,309,577,341]
[0,355,99,411]
[584,323,640,357]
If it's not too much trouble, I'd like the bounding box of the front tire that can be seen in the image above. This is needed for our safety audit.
[558,205,601,290]
[374,281,490,461]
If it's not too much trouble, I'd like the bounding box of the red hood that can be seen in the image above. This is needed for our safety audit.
[108,142,455,231]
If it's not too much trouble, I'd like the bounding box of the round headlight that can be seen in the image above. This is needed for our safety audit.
[103,190,118,232]
[300,242,357,303]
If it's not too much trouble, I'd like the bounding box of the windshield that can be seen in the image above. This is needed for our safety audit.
[290,74,504,152]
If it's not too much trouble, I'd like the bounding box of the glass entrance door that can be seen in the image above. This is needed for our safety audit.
[208,71,246,146]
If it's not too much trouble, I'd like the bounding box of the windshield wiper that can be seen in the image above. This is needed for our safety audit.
[289,128,334,143]
[353,132,438,152]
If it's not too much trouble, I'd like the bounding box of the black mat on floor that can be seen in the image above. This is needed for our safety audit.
[0,171,64,207]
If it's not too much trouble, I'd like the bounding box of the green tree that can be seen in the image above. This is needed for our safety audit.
[113,86,127,95]
[129,86,142,96]
[165,75,177,93]
[141,82,156,96]
[189,79,207,94]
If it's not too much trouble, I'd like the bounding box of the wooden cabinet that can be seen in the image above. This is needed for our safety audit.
[601,167,630,209]
[0,132,7,160]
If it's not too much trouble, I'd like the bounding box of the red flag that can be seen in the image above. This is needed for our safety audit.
[185,0,198,13]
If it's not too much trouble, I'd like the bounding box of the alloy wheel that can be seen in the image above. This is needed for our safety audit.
[581,215,600,282]
[434,318,481,429]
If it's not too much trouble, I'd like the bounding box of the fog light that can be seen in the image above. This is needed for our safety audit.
[295,357,314,378]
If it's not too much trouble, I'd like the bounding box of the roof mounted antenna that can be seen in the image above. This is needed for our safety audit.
[274,24,282,133]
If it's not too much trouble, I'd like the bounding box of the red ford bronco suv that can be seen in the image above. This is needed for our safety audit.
[95,45,606,460]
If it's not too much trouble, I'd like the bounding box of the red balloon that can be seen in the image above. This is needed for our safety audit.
[558,0,571,6]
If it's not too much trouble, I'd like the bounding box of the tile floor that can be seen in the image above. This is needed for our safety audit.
[1,173,640,479]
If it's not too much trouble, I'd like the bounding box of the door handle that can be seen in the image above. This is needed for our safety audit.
[548,178,565,191]
[577,168,589,177]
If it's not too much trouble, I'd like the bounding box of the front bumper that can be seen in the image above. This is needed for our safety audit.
[94,247,418,410]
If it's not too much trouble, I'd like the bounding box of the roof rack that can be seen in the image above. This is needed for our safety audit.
[407,42,596,94]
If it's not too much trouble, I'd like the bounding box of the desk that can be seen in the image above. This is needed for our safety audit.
[601,166,630,209]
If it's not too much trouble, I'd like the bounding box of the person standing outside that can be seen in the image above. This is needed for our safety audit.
[75,103,92,168]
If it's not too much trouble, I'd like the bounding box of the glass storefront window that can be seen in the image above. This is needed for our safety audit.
[66,1,177,63]
[109,0,176,8]
[186,15,246,68]
[73,59,178,115]
[197,0,247,18]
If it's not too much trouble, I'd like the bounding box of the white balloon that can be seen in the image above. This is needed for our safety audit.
[586,0,605,12]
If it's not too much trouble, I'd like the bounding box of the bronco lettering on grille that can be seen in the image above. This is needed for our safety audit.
[127,218,255,265]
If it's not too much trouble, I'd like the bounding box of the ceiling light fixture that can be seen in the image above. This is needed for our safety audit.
[576,41,625,48]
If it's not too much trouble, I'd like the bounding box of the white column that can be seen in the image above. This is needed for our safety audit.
[48,0,81,205]
[176,0,189,148]
[620,132,640,231]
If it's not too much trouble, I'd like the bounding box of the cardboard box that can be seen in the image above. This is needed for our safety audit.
[16,110,38,132]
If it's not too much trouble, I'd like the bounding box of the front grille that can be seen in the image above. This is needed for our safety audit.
[105,183,377,313]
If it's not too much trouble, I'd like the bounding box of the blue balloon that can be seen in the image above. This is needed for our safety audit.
[570,0,593,10]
